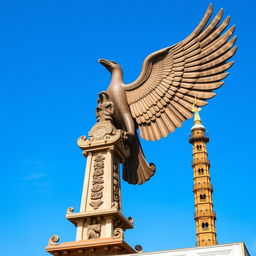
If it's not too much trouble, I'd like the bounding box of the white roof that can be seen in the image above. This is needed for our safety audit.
[191,124,205,131]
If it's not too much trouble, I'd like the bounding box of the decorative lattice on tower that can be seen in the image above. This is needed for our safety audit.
[189,106,217,247]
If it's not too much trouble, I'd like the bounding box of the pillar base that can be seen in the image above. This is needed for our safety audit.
[46,238,137,256]
[66,208,133,230]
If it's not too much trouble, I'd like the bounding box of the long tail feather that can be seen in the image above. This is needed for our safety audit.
[123,131,156,185]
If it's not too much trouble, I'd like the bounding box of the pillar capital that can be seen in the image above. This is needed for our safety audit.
[77,120,129,162]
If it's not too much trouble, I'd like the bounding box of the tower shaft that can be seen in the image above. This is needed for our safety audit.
[189,109,217,247]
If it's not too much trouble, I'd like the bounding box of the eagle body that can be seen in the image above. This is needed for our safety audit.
[104,65,135,137]
[99,59,155,184]
[98,4,237,185]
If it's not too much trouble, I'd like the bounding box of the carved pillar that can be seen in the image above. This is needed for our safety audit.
[46,92,136,256]
[70,120,131,242]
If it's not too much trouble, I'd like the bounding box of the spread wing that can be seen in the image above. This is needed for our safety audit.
[124,4,237,141]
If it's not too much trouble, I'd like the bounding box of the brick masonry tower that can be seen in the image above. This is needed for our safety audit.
[189,106,217,247]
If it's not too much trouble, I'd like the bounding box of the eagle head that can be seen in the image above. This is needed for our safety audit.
[98,58,120,72]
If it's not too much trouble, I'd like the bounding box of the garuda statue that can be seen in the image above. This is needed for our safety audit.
[97,4,237,185]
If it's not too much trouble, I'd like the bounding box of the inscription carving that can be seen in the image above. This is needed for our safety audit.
[90,153,105,210]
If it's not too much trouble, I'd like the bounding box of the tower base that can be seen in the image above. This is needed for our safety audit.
[46,238,136,256]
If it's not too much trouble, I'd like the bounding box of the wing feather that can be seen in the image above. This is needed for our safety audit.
[124,4,237,140]
[200,61,234,77]
[197,9,223,41]
[165,107,182,127]
[168,102,186,121]
[161,112,176,132]
[201,16,230,48]
[192,81,224,90]
[201,37,237,61]
[201,47,237,69]
[196,72,229,82]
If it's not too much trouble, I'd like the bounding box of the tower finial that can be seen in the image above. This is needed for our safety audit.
[191,94,204,129]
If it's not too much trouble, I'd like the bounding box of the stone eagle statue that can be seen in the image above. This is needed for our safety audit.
[97,4,237,185]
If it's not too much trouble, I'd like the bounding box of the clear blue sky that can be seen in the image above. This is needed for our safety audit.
[0,0,255,255]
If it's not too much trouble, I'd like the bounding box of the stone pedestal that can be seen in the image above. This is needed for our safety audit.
[46,120,136,256]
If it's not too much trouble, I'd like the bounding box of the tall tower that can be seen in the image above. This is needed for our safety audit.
[189,106,217,247]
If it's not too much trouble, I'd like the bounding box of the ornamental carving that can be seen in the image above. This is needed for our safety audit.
[66,207,74,214]
[135,245,143,253]
[77,91,130,151]
[112,157,121,210]
[87,217,101,239]
[48,235,59,246]
[113,228,123,239]
[96,92,114,122]
[89,153,105,210]
[128,217,134,225]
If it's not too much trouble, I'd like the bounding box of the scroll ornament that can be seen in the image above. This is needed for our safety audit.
[66,207,74,214]
[113,228,123,239]
[48,235,60,246]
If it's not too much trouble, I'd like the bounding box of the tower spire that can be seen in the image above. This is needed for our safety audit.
[189,104,217,247]
[191,102,204,127]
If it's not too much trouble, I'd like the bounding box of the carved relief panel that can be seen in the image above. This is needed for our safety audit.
[112,156,121,210]
[87,217,102,239]
[89,153,105,210]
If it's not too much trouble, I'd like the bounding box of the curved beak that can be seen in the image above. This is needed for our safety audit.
[98,58,114,72]
[98,58,110,67]
[98,58,104,63]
